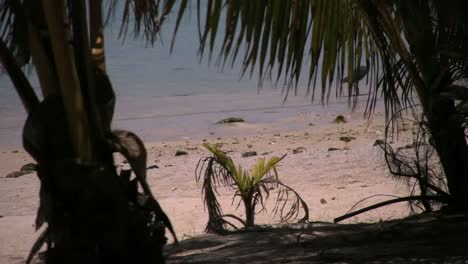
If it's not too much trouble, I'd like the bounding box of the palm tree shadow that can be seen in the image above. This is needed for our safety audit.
[166,213,468,263]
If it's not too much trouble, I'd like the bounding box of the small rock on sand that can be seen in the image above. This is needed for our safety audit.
[320,198,327,204]
[373,139,385,146]
[242,151,257,158]
[217,117,245,124]
[334,115,347,123]
[328,147,341,152]
[293,147,306,154]
[339,136,356,143]
[175,150,188,156]
[147,165,159,170]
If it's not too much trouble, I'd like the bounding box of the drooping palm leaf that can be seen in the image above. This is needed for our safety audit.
[173,0,387,112]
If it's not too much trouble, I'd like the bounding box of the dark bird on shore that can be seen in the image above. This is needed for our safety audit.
[342,65,368,96]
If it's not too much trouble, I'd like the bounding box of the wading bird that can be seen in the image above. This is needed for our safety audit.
[342,65,368,96]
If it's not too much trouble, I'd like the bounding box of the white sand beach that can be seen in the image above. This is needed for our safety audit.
[0,101,417,263]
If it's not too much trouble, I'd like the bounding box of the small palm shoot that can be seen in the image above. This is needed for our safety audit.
[196,143,309,233]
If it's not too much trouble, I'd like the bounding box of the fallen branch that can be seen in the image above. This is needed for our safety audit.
[334,196,448,223]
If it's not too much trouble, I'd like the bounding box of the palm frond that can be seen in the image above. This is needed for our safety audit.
[0,0,30,66]
[269,179,309,223]
[171,0,387,112]
[195,155,237,233]
[105,0,177,44]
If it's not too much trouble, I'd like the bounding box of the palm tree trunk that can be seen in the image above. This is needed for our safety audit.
[243,198,255,228]
[428,100,468,211]
[395,1,468,211]
[42,0,93,160]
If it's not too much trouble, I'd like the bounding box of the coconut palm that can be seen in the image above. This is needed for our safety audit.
[196,143,308,233]
[0,1,178,263]
[171,0,468,212]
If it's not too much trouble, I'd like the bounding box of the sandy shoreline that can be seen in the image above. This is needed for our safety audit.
[0,106,418,263]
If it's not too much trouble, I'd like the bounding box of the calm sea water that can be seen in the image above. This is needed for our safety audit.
[0,6,374,148]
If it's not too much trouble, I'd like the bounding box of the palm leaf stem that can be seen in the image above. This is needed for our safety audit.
[0,38,38,113]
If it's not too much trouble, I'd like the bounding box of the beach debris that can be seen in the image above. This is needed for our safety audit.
[337,186,346,189]
[309,123,315,126]
[171,187,177,191]
[261,152,271,155]
[217,117,245,124]
[147,164,159,170]
[293,147,307,154]
[242,151,257,157]
[320,198,327,204]
[247,144,253,148]
[373,139,385,146]
[11,150,19,153]
[328,147,341,152]
[339,136,356,143]
[6,171,31,178]
[164,164,174,167]
[187,147,198,150]
[334,115,347,123]
[5,163,37,178]
[175,150,188,156]
[21,163,36,172]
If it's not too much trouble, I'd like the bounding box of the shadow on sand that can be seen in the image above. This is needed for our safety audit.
[166,212,468,263]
